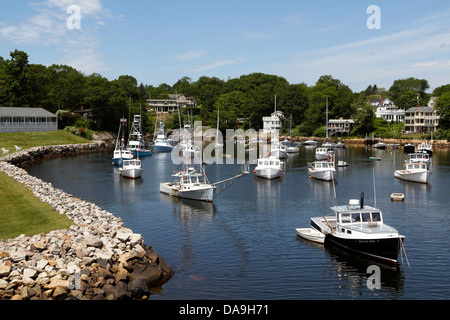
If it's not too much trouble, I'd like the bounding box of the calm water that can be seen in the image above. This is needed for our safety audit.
[27,145,450,300]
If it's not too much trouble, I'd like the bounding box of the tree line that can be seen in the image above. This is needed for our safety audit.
[1,49,449,139]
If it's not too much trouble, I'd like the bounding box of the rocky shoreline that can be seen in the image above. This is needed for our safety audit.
[0,142,174,300]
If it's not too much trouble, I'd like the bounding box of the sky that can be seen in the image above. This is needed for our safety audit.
[1,0,450,93]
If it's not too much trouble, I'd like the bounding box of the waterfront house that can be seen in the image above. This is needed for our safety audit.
[146,94,198,113]
[404,105,440,133]
[0,106,58,133]
[328,118,354,136]
[262,111,284,133]
[370,97,405,122]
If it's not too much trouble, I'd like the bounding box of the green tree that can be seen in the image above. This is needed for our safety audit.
[1,50,31,107]
[350,94,376,137]
[389,77,429,105]
[432,84,450,96]
[48,64,85,112]
[436,91,450,130]
[211,91,246,130]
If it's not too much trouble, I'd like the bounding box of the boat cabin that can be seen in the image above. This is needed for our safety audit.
[333,200,383,228]
[122,159,141,167]
[311,161,335,169]
[407,153,429,162]
[404,163,427,171]
[257,157,281,167]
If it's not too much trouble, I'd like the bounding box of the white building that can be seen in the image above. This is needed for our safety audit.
[146,94,198,113]
[262,111,284,133]
[0,107,58,133]
[404,102,440,133]
[370,97,405,122]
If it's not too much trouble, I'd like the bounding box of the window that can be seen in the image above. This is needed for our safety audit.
[371,212,381,221]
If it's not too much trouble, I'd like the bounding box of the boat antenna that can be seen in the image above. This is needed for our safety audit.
[373,168,377,207]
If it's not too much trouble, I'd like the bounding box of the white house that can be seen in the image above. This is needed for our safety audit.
[262,111,284,133]
[404,102,440,133]
[0,107,58,133]
[146,94,198,113]
[370,97,405,122]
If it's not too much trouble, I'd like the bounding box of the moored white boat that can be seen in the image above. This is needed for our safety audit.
[303,140,317,146]
[113,118,134,165]
[405,152,430,169]
[308,160,335,181]
[160,167,215,202]
[254,156,284,179]
[119,159,143,179]
[394,162,431,183]
[153,122,173,152]
[127,115,152,157]
[314,147,331,161]
[270,139,287,159]
[296,228,325,243]
[417,142,433,157]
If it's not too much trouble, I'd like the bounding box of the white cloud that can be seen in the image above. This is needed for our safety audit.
[278,12,450,91]
[186,58,245,73]
[0,0,110,74]
[171,50,206,61]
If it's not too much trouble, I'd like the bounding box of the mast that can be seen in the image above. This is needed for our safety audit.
[325,97,329,139]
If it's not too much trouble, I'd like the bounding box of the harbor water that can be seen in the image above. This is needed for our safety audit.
[27,144,450,300]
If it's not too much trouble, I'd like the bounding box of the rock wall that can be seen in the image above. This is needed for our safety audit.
[0,143,174,300]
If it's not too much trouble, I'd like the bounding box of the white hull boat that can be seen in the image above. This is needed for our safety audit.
[394,162,431,183]
[270,140,287,159]
[406,153,431,169]
[254,156,284,179]
[113,118,134,165]
[153,122,173,152]
[119,159,143,179]
[303,140,317,146]
[296,228,325,243]
[314,147,331,161]
[308,160,335,181]
[160,167,215,202]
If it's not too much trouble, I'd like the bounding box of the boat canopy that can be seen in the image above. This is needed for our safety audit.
[331,200,383,226]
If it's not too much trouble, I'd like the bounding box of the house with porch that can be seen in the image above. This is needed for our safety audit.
[0,106,58,133]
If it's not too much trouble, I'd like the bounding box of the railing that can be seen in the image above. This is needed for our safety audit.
[0,121,58,133]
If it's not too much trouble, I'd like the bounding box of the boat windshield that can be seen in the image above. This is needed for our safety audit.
[339,211,382,224]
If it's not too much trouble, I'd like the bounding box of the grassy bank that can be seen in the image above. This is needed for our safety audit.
[0,130,91,154]
[0,130,90,240]
[0,171,73,240]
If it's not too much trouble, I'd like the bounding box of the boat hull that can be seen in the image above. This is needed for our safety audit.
[153,144,173,152]
[255,168,283,179]
[159,182,214,202]
[119,168,143,179]
[394,170,431,183]
[308,169,334,181]
[324,233,404,264]
[130,149,152,157]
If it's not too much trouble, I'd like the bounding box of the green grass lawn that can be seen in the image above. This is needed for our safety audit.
[0,130,90,155]
[0,171,73,240]
[0,130,89,240]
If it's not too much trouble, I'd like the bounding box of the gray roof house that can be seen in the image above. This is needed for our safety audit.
[0,107,58,133]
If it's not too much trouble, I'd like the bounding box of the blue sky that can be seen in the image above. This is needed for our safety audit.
[1,0,450,92]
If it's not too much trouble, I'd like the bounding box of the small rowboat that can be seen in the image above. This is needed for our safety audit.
[391,193,404,201]
[296,228,325,244]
